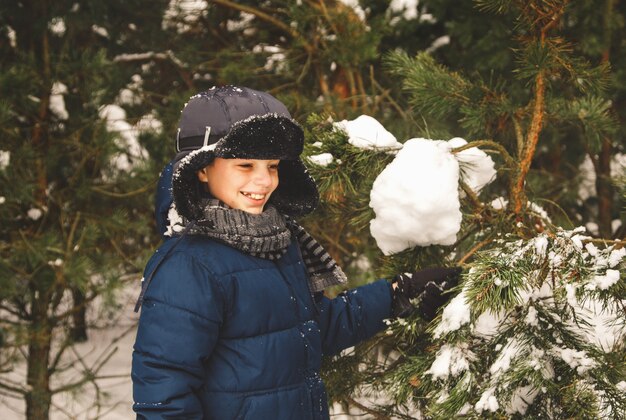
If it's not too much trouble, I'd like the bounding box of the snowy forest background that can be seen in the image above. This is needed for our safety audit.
[1,0,625,419]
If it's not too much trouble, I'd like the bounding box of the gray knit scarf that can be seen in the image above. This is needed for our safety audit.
[189,199,347,293]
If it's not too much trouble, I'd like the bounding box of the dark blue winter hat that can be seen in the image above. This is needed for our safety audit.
[172,85,319,220]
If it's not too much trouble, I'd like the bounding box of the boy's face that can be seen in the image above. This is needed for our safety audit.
[197,157,280,214]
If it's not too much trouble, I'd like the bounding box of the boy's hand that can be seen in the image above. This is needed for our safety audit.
[391,267,461,320]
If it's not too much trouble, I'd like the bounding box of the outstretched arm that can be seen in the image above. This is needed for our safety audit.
[316,279,392,356]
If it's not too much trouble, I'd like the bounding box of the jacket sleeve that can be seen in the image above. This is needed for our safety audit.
[132,251,224,419]
[316,279,392,356]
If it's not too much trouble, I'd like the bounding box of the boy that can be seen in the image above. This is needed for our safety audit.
[132,85,459,419]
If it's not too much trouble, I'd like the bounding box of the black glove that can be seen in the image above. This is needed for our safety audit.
[391,267,462,320]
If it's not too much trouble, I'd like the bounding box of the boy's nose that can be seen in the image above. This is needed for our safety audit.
[253,168,273,187]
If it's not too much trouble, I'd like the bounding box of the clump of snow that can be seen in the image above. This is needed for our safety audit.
[226,11,256,34]
[49,18,66,36]
[433,290,471,338]
[308,153,334,167]
[505,386,539,415]
[578,154,626,201]
[557,348,596,375]
[370,138,461,254]
[608,248,625,267]
[252,45,287,72]
[449,137,496,193]
[91,25,109,38]
[99,105,149,173]
[48,258,63,267]
[163,0,208,33]
[534,236,549,256]
[335,115,403,150]
[49,82,69,120]
[28,208,43,220]
[490,338,521,377]
[475,387,499,413]
[388,0,418,20]
[338,0,366,21]
[426,35,451,53]
[0,150,9,170]
[136,113,163,134]
[118,74,144,106]
[590,269,620,290]
[425,344,472,380]
[490,197,507,210]
[472,310,504,338]
[525,306,539,326]
[164,203,184,236]
[7,26,16,48]
[612,219,622,235]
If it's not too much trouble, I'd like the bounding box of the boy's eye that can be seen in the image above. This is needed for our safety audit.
[238,163,253,168]
[269,164,279,170]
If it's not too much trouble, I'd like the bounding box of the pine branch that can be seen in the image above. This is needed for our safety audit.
[211,0,311,53]
[451,139,516,169]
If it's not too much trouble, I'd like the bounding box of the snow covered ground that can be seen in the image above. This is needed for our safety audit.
[0,286,139,419]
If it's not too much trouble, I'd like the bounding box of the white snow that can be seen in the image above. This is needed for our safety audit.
[608,248,625,268]
[369,138,461,254]
[534,236,549,256]
[475,387,499,413]
[557,348,596,375]
[308,153,334,167]
[136,113,164,134]
[48,18,66,36]
[388,0,418,20]
[591,269,620,290]
[578,153,626,201]
[505,386,539,415]
[0,150,9,170]
[490,197,507,210]
[334,115,403,150]
[472,310,504,338]
[433,290,471,338]
[226,12,255,33]
[7,26,16,48]
[91,25,109,38]
[164,203,184,236]
[27,208,43,220]
[49,82,69,120]
[338,0,366,21]
[162,0,208,33]
[426,35,451,53]
[490,338,521,377]
[425,344,472,380]
[449,137,496,194]
[99,105,149,173]
[525,305,539,327]
[0,285,139,419]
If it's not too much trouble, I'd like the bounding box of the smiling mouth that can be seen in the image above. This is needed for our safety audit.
[241,192,266,200]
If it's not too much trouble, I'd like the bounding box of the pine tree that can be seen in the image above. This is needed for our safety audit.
[0,1,168,418]
[299,0,625,418]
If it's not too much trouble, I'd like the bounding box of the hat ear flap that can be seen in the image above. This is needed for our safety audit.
[270,160,319,216]
[172,150,215,221]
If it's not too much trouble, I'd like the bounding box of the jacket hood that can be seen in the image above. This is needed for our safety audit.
[155,161,174,238]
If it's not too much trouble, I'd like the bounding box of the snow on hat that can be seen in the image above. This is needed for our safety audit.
[172,85,319,220]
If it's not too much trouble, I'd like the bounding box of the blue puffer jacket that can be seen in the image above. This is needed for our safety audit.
[132,165,393,419]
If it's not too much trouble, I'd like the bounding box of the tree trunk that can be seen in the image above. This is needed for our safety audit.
[596,138,614,238]
[26,297,53,420]
[71,288,88,343]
